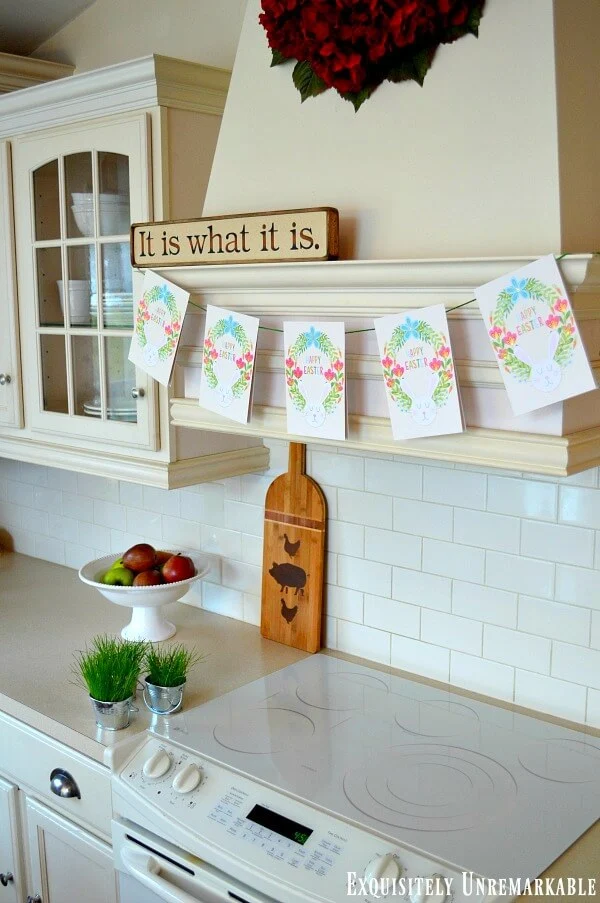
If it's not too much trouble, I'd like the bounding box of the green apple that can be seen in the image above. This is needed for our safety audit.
[107,557,124,571]
[101,566,135,587]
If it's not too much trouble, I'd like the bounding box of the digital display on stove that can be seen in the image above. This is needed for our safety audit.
[246,804,313,845]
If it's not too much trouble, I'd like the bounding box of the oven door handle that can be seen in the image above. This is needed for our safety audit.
[121,845,213,903]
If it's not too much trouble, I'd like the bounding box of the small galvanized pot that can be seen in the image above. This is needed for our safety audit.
[143,677,185,715]
[90,695,137,731]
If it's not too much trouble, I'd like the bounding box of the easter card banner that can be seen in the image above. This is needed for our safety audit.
[284,322,346,441]
[375,305,463,441]
[199,305,259,424]
[475,255,595,415]
[128,271,189,386]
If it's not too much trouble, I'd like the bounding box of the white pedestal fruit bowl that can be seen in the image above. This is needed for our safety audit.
[78,553,208,641]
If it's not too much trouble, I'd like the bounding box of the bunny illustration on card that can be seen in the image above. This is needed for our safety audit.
[375,306,464,441]
[476,255,595,416]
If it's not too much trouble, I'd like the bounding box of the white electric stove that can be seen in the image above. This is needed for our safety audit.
[112,654,600,903]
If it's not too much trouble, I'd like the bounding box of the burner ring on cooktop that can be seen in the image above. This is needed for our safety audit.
[343,743,518,832]
[518,737,600,784]
[213,707,316,754]
[395,698,481,737]
[295,670,390,710]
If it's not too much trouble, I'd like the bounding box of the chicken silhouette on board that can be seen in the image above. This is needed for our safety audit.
[280,597,298,623]
[283,533,300,557]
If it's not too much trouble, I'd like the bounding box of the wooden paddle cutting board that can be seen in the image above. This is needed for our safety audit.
[261,442,326,653]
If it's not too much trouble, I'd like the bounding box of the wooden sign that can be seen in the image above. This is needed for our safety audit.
[131,207,338,267]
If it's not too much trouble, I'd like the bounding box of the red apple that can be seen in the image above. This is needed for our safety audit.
[133,569,163,587]
[155,550,173,568]
[162,554,196,583]
[123,543,156,573]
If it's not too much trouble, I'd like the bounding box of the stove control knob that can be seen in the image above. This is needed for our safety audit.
[142,749,172,780]
[410,875,448,903]
[172,763,202,794]
[363,853,402,888]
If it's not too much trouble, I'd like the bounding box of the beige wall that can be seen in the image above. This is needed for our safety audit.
[35,0,246,72]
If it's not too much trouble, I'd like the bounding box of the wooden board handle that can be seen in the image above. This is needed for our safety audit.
[288,442,306,479]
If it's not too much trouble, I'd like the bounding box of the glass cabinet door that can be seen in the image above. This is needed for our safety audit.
[13,116,157,450]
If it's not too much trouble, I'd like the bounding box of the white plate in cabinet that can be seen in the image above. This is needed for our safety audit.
[24,796,117,903]
[0,712,111,840]
[0,777,23,903]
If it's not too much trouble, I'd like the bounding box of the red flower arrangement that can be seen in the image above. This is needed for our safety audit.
[259,0,485,110]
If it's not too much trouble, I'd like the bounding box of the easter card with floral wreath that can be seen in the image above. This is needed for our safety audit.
[375,305,463,441]
[199,305,259,424]
[475,255,595,416]
[128,271,190,386]
[283,322,346,440]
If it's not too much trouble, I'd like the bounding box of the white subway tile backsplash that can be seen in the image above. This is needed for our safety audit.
[424,467,486,510]
[559,486,600,530]
[393,498,452,541]
[337,621,391,665]
[423,538,484,583]
[326,585,363,623]
[311,451,364,490]
[328,521,364,557]
[364,459,422,500]
[587,689,600,727]
[421,609,482,655]
[338,555,391,597]
[453,508,520,553]
[393,567,451,612]
[483,625,551,673]
[514,671,587,722]
[338,489,391,529]
[485,551,554,598]
[94,499,126,531]
[551,642,600,690]
[391,635,450,682]
[555,564,600,611]
[364,594,420,638]
[520,519,594,567]
[518,596,591,646]
[452,581,517,628]
[487,475,557,520]
[365,527,421,569]
[5,441,600,728]
[450,652,514,701]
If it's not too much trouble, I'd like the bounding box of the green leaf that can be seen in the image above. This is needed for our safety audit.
[387,59,417,84]
[292,60,327,103]
[467,4,483,37]
[412,49,433,86]
[342,85,374,112]
[271,49,288,67]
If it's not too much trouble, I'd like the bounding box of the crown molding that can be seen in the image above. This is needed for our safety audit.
[154,254,600,316]
[170,398,600,477]
[0,55,230,137]
[0,52,73,94]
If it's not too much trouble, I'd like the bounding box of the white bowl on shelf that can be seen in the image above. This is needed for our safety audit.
[78,552,208,642]
[57,279,90,325]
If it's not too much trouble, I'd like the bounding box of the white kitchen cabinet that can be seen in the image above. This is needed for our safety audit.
[0,142,22,429]
[24,796,118,903]
[0,777,23,903]
[0,55,268,486]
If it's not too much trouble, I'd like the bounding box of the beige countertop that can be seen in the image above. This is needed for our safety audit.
[0,551,597,894]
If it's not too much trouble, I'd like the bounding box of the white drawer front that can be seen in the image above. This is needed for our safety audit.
[0,711,111,838]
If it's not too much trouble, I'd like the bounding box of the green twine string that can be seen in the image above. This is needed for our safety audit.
[186,251,583,336]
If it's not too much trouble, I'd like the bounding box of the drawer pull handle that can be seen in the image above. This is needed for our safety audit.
[0,872,13,886]
[0,374,11,386]
[50,768,81,799]
[27,896,42,902]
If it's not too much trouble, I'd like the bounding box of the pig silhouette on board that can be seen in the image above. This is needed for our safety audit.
[269,561,307,597]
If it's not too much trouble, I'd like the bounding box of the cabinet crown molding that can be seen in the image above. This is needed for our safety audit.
[0,54,230,137]
[0,52,73,94]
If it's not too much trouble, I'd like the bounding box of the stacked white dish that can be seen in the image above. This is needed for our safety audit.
[71,191,129,235]
[57,279,90,325]
[102,292,133,328]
